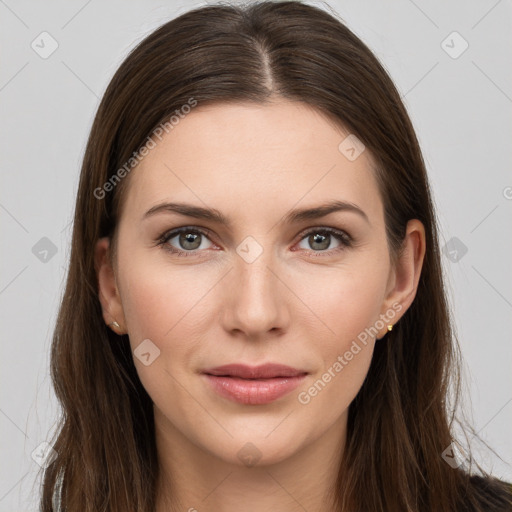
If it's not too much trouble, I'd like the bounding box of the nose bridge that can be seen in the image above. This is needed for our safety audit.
[225,234,288,335]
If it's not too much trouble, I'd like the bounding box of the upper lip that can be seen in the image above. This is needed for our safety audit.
[201,363,308,379]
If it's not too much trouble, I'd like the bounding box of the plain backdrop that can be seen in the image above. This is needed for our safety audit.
[1,0,511,510]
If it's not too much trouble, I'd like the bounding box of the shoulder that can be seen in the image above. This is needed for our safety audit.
[461,473,512,512]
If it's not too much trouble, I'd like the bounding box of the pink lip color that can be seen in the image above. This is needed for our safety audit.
[203,374,307,405]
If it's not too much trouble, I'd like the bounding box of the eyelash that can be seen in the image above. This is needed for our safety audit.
[156,226,353,258]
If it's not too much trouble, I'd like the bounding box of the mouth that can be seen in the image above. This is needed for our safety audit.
[200,363,308,405]
[201,363,308,379]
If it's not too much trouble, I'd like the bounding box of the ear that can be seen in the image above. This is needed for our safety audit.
[95,237,127,335]
[377,219,426,339]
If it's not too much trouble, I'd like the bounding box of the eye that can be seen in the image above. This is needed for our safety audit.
[157,226,353,258]
[294,227,352,255]
[158,227,215,257]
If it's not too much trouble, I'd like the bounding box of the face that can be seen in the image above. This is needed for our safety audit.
[97,100,421,468]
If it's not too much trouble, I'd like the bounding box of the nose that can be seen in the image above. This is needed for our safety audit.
[221,246,290,340]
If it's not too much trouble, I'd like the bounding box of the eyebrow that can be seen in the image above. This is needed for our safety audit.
[143,199,370,226]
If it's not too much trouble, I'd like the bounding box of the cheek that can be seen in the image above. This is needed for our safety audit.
[299,339,375,428]
[116,254,221,388]
[291,259,388,344]
[298,282,378,418]
[291,260,385,411]
[118,249,210,344]
[120,271,174,343]
[117,263,208,411]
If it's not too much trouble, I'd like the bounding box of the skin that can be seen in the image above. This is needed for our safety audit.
[95,100,425,512]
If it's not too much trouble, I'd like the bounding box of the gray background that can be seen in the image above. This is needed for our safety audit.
[1,0,511,510]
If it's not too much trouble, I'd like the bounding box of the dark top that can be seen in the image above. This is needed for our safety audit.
[51,471,512,511]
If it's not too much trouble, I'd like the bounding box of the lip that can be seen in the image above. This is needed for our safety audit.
[201,363,308,405]
[201,363,307,379]
[202,374,307,405]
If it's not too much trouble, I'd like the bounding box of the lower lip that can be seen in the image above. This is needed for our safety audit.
[202,374,307,405]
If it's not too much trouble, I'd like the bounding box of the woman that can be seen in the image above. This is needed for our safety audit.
[40,1,512,511]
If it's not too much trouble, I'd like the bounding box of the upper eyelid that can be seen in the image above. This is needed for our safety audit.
[161,226,214,242]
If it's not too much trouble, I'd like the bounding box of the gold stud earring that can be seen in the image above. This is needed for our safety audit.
[387,324,393,332]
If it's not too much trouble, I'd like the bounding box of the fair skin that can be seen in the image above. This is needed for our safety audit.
[95,100,425,512]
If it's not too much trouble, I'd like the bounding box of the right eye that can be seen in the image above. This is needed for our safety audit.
[158,227,216,256]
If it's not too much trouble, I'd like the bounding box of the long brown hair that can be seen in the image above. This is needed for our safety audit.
[40,1,512,510]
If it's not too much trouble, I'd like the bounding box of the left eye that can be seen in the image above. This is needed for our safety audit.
[158,227,352,256]
[295,228,352,253]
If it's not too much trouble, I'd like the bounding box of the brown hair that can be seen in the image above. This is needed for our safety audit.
[40,1,512,511]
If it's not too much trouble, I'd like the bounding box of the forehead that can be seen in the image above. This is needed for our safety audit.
[120,100,383,224]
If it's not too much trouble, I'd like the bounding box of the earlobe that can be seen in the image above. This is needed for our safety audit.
[378,219,426,339]
[95,237,127,334]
